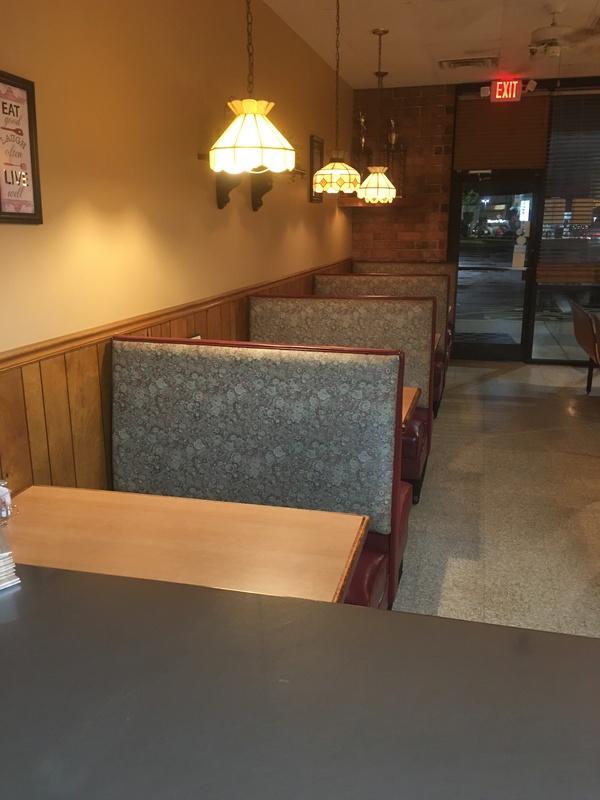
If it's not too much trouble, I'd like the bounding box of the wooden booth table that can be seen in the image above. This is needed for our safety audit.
[5,485,369,603]
[402,386,420,427]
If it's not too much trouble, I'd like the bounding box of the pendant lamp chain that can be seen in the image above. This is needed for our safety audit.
[246,0,254,97]
[356,28,396,203]
[311,0,360,194]
[375,29,388,163]
[208,0,295,175]
[377,31,383,160]
[334,0,340,149]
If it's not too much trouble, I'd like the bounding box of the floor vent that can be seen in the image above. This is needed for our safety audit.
[437,56,499,70]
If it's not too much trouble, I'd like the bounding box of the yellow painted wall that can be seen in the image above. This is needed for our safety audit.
[0,0,353,353]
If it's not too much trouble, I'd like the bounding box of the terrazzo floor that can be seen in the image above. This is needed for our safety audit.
[393,360,600,638]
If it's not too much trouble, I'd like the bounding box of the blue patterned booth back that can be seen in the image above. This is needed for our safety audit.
[352,262,457,323]
[314,273,450,352]
[112,338,404,535]
[249,296,435,409]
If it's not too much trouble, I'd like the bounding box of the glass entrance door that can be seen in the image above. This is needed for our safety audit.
[451,173,540,360]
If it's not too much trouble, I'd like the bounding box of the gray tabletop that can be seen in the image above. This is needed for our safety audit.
[1,565,599,799]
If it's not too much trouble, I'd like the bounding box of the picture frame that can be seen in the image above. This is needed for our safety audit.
[309,134,324,203]
[0,70,43,224]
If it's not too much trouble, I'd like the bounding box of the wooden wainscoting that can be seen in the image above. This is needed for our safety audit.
[0,260,350,495]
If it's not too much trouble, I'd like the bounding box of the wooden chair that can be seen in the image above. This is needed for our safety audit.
[569,300,600,394]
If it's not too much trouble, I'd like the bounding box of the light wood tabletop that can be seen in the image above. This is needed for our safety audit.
[402,386,421,426]
[5,486,369,603]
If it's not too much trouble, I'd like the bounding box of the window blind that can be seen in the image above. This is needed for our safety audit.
[453,94,550,171]
[539,92,600,281]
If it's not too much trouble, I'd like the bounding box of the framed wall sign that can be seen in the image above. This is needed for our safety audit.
[0,70,43,224]
[309,134,324,203]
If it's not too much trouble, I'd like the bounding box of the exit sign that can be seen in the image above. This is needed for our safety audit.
[490,79,523,102]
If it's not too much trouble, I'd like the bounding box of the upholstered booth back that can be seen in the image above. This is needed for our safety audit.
[314,273,450,352]
[248,295,435,410]
[352,261,457,323]
[112,337,404,535]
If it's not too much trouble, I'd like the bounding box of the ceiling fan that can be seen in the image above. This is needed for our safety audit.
[529,2,600,58]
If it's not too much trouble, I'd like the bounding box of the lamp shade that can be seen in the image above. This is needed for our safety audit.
[313,149,361,194]
[357,166,396,203]
[209,99,295,174]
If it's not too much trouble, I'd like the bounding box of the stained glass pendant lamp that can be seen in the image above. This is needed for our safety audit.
[358,165,396,203]
[209,0,295,175]
[312,0,360,194]
[357,29,396,204]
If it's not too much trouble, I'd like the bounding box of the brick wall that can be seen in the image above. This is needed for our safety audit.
[351,85,456,261]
